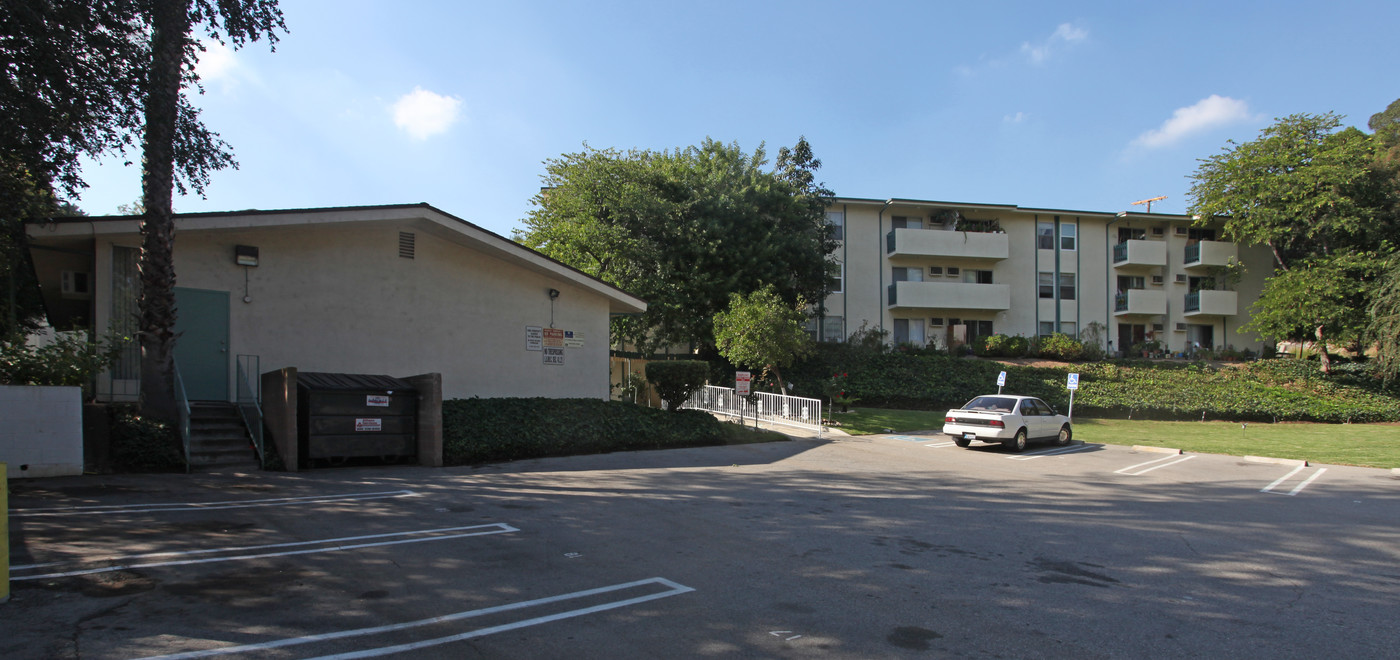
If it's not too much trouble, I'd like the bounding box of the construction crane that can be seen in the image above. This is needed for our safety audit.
[1131,195,1167,213]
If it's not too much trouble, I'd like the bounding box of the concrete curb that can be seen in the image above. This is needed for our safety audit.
[1132,445,1182,455]
[1391,468,1400,476]
[1245,455,1308,467]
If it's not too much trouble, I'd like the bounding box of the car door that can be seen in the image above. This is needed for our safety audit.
[1022,399,1052,438]
[1030,398,1058,438]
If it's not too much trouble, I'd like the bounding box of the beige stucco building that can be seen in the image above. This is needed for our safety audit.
[26,203,646,403]
[816,197,1273,355]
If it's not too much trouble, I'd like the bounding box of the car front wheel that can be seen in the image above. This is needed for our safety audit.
[1005,428,1027,452]
[1056,425,1072,446]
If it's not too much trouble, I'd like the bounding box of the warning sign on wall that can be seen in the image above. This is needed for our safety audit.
[543,346,565,365]
[355,418,383,432]
[526,326,543,351]
[543,328,565,347]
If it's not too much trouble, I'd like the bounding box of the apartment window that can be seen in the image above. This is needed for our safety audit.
[1060,321,1077,337]
[928,266,944,276]
[893,318,925,346]
[891,266,923,282]
[803,317,819,342]
[828,262,844,294]
[1039,321,1055,337]
[930,317,945,327]
[1059,273,1076,300]
[963,269,993,284]
[1060,223,1077,251]
[1117,275,1145,291]
[1188,227,1216,241]
[825,210,845,241]
[1038,272,1055,299]
[967,320,994,343]
[1118,227,1146,242]
[1037,222,1054,250]
[822,316,844,343]
[891,216,923,230]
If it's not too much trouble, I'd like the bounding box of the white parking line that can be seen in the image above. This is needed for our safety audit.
[135,577,695,660]
[8,490,419,517]
[11,523,518,581]
[1259,466,1328,496]
[1115,455,1197,476]
[1007,445,1096,461]
[924,441,956,448]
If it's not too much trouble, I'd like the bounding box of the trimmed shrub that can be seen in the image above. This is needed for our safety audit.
[108,405,185,472]
[1036,333,1085,361]
[441,398,779,465]
[646,360,709,411]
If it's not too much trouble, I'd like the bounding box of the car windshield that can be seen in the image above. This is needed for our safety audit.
[961,396,1017,413]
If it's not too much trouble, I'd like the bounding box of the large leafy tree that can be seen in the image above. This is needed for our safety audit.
[2,1,284,417]
[1370,255,1400,382]
[1189,111,1399,373]
[516,137,837,355]
[713,285,813,393]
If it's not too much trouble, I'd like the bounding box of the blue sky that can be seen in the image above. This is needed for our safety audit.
[72,0,1400,237]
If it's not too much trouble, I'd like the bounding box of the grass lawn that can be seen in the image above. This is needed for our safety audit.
[831,407,1400,469]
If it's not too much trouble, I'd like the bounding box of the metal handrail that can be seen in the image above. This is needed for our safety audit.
[683,385,824,433]
[173,359,191,473]
[1112,242,1128,263]
[236,355,265,468]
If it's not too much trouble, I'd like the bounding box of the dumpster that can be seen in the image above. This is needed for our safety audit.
[297,373,417,466]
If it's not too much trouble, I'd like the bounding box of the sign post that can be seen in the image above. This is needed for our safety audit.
[1066,372,1080,422]
[996,370,1007,394]
[735,372,751,426]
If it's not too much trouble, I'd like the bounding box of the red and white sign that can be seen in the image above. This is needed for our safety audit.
[542,328,565,347]
[366,395,390,407]
[735,371,751,396]
[355,418,383,432]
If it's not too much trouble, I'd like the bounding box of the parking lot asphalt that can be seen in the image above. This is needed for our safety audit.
[4,433,1399,659]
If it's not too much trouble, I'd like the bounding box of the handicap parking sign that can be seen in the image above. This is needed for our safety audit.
[997,371,1006,387]
[1067,373,1080,390]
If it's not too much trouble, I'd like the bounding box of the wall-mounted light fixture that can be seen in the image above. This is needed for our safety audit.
[235,245,259,267]
[548,288,560,300]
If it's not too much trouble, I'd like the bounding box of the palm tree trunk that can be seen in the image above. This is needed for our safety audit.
[138,0,191,422]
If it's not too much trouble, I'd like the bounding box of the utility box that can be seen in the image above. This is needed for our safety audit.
[296,373,417,466]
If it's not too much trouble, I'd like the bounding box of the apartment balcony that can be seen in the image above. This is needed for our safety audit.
[886,228,1009,261]
[1112,239,1166,269]
[1113,289,1166,317]
[1183,240,1238,270]
[1183,290,1238,316]
[887,281,1010,311]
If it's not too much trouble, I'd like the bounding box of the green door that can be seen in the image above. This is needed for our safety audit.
[173,287,229,401]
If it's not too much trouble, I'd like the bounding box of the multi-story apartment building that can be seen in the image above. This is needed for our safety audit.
[813,197,1274,356]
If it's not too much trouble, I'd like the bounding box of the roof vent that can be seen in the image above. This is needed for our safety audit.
[398,232,415,259]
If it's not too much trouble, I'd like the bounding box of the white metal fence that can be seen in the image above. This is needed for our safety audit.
[683,385,824,433]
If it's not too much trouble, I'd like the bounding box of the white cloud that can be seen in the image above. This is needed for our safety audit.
[392,87,463,140]
[1004,111,1028,124]
[1132,95,1257,149]
[195,41,244,90]
[1022,22,1088,64]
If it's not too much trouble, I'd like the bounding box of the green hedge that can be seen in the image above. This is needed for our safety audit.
[442,398,762,465]
[645,360,709,411]
[786,346,1400,423]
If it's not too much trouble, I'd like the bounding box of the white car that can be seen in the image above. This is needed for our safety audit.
[942,394,1072,452]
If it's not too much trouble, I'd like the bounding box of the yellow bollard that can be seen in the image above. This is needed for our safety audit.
[1,462,8,604]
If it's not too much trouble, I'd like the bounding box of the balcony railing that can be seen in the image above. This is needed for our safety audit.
[1184,240,1238,269]
[887,280,1011,311]
[1184,290,1238,316]
[1112,239,1166,268]
[1114,289,1166,316]
[886,228,1009,260]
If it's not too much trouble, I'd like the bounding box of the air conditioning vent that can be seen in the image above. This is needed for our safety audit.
[1150,275,1164,285]
[930,317,945,326]
[1151,227,1165,236]
[946,267,960,276]
[1175,274,1187,283]
[1175,323,1188,331]
[1174,226,1188,235]
[929,266,943,276]
[398,231,415,259]
[60,271,92,298]
[1152,323,1165,332]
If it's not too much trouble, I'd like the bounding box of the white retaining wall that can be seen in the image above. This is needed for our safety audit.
[0,385,83,479]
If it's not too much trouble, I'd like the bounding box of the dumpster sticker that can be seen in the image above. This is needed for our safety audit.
[526,326,543,351]
[543,347,565,365]
[543,328,565,347]
[366,395,390,407]
[355,418,383,432]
